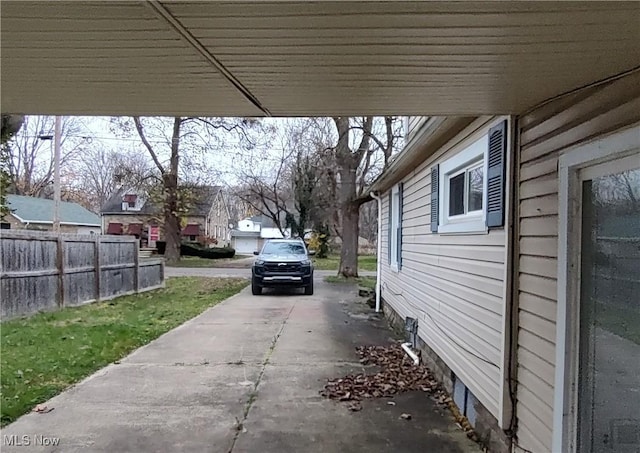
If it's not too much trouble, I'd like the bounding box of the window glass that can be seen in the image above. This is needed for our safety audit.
[262,242,306,255]
[578,167,640,453]
[468,165,484,212]
[449,173,465,216]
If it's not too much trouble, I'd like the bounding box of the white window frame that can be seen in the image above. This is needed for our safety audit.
[438,134,489,234]
[390,184,400,272]
[553,124,640,453]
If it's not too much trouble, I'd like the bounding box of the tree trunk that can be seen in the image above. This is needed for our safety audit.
[163,172,181,264]
[338,160,360,278]
[339,201,360,277]
[163,118,183,264]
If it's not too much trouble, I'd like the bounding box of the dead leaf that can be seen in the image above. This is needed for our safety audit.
[347,402,362,412]
[32,405,54,414]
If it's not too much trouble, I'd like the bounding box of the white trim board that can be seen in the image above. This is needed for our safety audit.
[438,133,488,234]
[553,123,640,453]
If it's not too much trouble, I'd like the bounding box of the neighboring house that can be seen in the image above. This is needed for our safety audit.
[2,194,101,234]
[230,215,291,254]
[371,71,640,453]
[206,189,232,247]
[101,186,231,247]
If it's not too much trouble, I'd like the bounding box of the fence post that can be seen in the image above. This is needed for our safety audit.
[56,234,64,307]
[94,235,101,301]
[133,238,140,292]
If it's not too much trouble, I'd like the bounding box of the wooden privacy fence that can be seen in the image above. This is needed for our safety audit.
[0,230,165,319]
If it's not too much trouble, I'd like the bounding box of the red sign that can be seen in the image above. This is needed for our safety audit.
[149,226,159,241]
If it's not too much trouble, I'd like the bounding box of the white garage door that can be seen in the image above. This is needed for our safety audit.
[234,237,258,254]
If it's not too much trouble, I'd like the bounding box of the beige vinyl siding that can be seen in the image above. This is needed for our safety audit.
[514,71,640,453]
[381,116,508,420]
[406,116,429,142]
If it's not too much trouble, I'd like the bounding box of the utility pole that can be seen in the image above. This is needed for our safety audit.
[53,116,62,232]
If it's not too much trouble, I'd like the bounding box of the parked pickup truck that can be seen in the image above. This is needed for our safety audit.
[251,239,314,295]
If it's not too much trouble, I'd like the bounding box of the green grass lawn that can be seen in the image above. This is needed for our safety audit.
[313,254,377,271]
[0,277,248,426]
[325,275,377,291]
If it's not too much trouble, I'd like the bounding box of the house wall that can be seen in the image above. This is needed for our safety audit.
[183,215,207,235]
[514,71,640,453]
[237,219,260,232]
[102,214,160,236]
[102,214,207,240]
[5,214,100,234]
[260,227,287,239]
[206,193,230,245]
[381,116,510,434]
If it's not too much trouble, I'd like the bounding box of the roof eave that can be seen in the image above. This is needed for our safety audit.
[370,116,477,193]
[14,220,101,227]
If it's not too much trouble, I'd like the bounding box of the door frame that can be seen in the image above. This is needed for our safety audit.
[553,124,640,453]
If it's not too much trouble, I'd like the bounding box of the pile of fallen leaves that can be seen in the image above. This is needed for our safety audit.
[320,343,486,449]
[319,343,486,448]
[320,344,438,409]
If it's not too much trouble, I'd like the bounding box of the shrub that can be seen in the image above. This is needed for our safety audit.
[308,226,330,258]
[180,243,235,259]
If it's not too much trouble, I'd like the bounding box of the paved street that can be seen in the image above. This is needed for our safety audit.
[1,279,478,453]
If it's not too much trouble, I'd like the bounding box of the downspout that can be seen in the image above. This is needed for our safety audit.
[370,191,382,313]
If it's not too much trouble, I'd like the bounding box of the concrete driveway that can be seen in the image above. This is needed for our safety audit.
[1,279,478,453]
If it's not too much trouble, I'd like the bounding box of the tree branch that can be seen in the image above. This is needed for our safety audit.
[133,117,165,174]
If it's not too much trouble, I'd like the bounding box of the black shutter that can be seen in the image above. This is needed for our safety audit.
[387,191,392,264]
[486,120,507,228]
[397,182,404,269]
[430,165,439,233]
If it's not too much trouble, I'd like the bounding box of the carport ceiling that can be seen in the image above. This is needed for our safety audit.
[2,1,639,117]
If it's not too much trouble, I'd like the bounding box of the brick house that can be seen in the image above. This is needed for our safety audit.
[101,186,231,247]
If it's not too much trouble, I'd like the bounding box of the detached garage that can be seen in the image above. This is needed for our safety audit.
[231,231,260,255]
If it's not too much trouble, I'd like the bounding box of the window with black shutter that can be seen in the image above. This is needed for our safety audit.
[486,120,507,228]
[431,165,439,232]
[433,119,508,234]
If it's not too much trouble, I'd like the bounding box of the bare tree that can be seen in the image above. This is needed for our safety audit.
[5,116,88,197]
[62,146,154,213]
[123,116,262,263]
[234,140,295,237]
[229,116,401,274]
[1,115,24,219]
[233,119,331,238]
[331,116,402,277]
